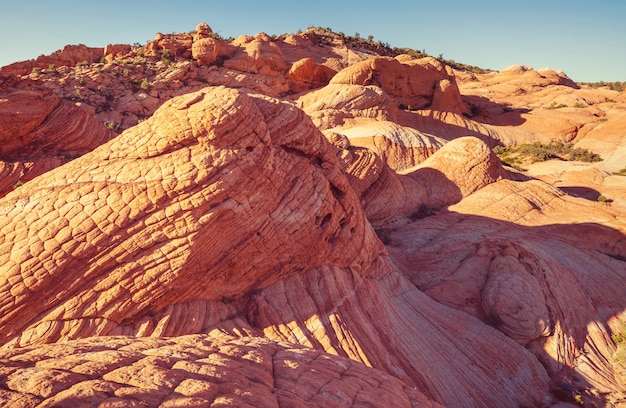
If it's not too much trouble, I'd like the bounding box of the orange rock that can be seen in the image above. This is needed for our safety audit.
[0,86,556,407]
[337,136,510,226]
[0,86,377,346]
[0,89,115,196]
[145,32,193,60]
[387,179,626,400]
[103,44,132,62]
[0,44,103,76]
[327,121,444,171]
[192,37,225,65]
[0,333,442,407]
[223,33,288,76]
[287,57,337,92]
[330,56,469,115]
[1,22,626,407]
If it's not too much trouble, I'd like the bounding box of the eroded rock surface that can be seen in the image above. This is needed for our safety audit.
[1,23,626,408]
[0,88,115,196]
[0,333,440,408]
[0,86,376,347]
[0,86,560,408]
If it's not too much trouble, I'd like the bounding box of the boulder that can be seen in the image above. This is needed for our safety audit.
[223,33,288,76]
[330,56,469,115]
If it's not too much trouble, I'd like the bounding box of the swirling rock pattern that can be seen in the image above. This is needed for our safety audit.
[481,253,552,344]
[387,179,626,403]
[0,86,376,347]
[0,86,557,407]
[1,26,626,405]
[0,89,115,196]
[329,56,469,115]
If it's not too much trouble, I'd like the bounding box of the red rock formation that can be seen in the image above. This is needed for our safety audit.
[325,121,445,171]
[0,89,115,196]
[0,87,557,407]
[1,23,626,408]
[191,23,237,66]
[0,333,441,407]
[338,136,511,227]
[0,44,103,76]
[145,33,193,60]
[103,44,132,62]
[287,57,337,92]
[330,56,469,115]
[386,179,626,404]
[223,33,288,76]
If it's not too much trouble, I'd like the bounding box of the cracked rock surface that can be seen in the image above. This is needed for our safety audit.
[1,28,626,406]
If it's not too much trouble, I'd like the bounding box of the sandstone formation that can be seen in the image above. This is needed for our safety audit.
[0,88,115,197]
[287,57,337,93]
[0,87,556,407]
[0,44,103,77]
[324,120,445,171]
[387,179,626,403]
[1,23,625,408]
[329,56,469,115]
[0,333,441,408]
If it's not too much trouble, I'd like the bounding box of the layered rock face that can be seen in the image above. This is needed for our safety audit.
[0,86,377,346]
[0,88,115,197]
[0,87,557,407]
[1,23,626,408]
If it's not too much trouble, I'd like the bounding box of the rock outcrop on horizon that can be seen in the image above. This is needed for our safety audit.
[1,23,625,407]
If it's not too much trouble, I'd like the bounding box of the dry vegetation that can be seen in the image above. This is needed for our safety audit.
[494,140,603,170]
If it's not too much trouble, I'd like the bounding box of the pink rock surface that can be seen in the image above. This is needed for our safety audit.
[0,89,115,196]
[1,23,625,408]
[0,333,440,407]
[0,87,556,407]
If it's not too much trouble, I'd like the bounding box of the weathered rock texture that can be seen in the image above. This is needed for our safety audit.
[386,180,626,405]
[329,56,469,115]
[0,88,115,196]
[325,121,445,171]
[0,86,377,346]
[0,333,441,408]
[1,23,626,408]
[0,87,559,407]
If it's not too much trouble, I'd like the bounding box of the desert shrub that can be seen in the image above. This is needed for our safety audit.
[302,26,491,74]
[129,79,140,92]
[160,49,174,64]
[544,102,568,109]
[568,147,602,162]
[494,140,602,165]
[613,325,626,344]
[104,121,120,131]
[612,167,626,176]
[613,169,626,176]
[580,81,626,92]
[140,78,151,90]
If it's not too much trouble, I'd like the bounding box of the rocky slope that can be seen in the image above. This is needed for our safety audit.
[1,23,625,407]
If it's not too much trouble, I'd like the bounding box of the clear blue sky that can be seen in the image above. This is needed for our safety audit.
[1,0,624,82]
